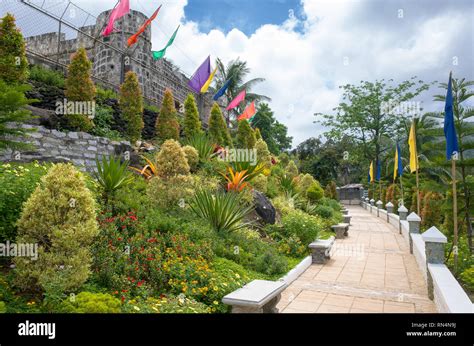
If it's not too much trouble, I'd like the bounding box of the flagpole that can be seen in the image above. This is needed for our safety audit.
[414,120,421,215]
[452,155,458,272]
[399,174,404,206]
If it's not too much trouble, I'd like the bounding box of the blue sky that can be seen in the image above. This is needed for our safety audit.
[184,0,303,34]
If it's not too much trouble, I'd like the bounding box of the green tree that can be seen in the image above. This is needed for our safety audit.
[14,164,99,303]
[0,81,34,151]
[208,102,231,146]
[156,89,179,141]
[64,47,96,131]
[251,103,292,154]
[236,119,256,149]
[183,93,202,139]
[0,13,28,84]
[119,71,144,143]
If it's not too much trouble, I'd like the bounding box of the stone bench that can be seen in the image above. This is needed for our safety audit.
[331,223,349,239]
[343,215,352,225]
[342,209,349,215]
[309,236,335,264]
[222,279,287,313]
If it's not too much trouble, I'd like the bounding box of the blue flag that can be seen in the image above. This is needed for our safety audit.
[444,72,459,160]
[376,160,381,181]
[213,79,231,101]
[397,142,403,176]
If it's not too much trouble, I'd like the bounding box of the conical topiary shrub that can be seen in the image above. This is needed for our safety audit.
[208,102,231,147]
[119,71,144,143]
[156,89,179,142]
[0,13,28,84]
[183,93,202,139]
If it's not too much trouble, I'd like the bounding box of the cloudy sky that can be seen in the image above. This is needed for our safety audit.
[4,0,474,147]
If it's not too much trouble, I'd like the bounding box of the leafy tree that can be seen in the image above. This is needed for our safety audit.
[318,78,431,169]
[0,14,28,84]
[156,89,179,141]
[208,102,231,146]
[64,47,96,131]
[0,81,34,151]
[183,93,202,139]
[119,71,143,143]
[251,103,292,154]
[236,119,256,149]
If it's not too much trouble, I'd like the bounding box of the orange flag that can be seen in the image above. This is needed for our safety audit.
[127,5,161,47]
[237,101,256,121]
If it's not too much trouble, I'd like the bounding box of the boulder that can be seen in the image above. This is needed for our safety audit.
[253,190,276,225]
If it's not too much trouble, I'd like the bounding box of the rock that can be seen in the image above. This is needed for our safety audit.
[253,190,276,225]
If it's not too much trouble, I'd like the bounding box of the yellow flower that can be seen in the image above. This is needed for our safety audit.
[235,274,240,279]
[213,301,219,305]
[133,306,140,311]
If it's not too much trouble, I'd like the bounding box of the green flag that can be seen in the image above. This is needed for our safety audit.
[152,25,180,60]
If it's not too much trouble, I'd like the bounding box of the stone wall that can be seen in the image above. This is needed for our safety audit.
[0,125,132,172]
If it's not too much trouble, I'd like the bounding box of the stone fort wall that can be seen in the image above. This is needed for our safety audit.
[24,9,218,123]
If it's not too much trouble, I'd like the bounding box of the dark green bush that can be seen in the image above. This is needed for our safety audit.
[29,65,65,88]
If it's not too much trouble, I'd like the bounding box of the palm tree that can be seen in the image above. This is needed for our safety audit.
[214,57,271,121]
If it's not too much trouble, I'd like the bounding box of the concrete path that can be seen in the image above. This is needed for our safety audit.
[277,205,437,313]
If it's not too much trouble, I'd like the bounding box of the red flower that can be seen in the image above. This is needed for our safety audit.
[137,280,144,287]
[129,215,137,221]
[121,296,125,302]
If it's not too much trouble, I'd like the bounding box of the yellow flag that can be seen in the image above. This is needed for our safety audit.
[408,121,418,173]
[200,66,218,93]
[393,147,398,182]
[369,161,374,182]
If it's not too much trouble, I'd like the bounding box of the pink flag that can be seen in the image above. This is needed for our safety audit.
[102,0,130,37]
[226,90,246,111]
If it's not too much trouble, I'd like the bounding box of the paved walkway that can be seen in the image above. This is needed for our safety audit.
[277,205,437,313]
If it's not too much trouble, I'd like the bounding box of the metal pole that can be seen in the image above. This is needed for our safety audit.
[452,157,458,272]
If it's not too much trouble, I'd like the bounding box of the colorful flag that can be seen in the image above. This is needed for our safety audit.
[102,0,130,37]
[369,161,374,183]
[200,66,218,93]
[375,160,381,181]
[408,121,418,173]
[226,90,246,111]
[444,72,459,161]
[213,79,231,100]
[393,142,403,182]
[128,5,161,47]
[152,25,180,60]
[237,101,256,121]
[188,56,211,93]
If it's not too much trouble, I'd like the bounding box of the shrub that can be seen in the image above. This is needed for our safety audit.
[0,162,49,243]
[254,252,288,275]
[421,191,443,229]
[0,13,29,84]
[60,292,121,313]
[459,267,474,292]
[156,139,190,178]
[254,127,262,140]
[119,71,144,143]
[277,235,307,257]
[182,145,199,172]
[324,181,337,199]
[312,204,334,219]
[95,86,118,104]
[29,65,64,88]
[183,93,202,139]
[255,139,271,169]
[285,160,298,178]
[0,80,35,151]
[281,209,323,244]
[123,296,211,313]
[90,105,122,140]
[155,89,179,141]
[386,184,401,211]
[14,164,99,300]
[93,155,133,205]
[190,189,254,233]
[251,174,268,193]
[236,119,256,149]
[183,133,216,163]
[0,301,5,313]
[64,47,95,131]
[208,102,231,147]
[298,173,315,196]
[307,181,324,202]
[147,175,194,209]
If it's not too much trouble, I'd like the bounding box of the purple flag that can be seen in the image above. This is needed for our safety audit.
[188,56,211,93]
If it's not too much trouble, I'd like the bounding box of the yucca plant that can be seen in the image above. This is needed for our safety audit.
[221,167,249,192]
[279,174,297,196]
[183,132,216,162]
[190,189,254,233]
[94,155,133,204]
[129,154,158,179]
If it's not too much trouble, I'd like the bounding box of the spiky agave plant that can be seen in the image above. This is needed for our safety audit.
[190,189,254,233]
[94,155,133,204]
[183,133,216,162]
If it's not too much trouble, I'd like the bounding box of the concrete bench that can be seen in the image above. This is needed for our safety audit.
[343,215,352,225]
[222,280,287,313]
[331,223,349,239]
[309,236,335,264]
[342,209,349,215]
